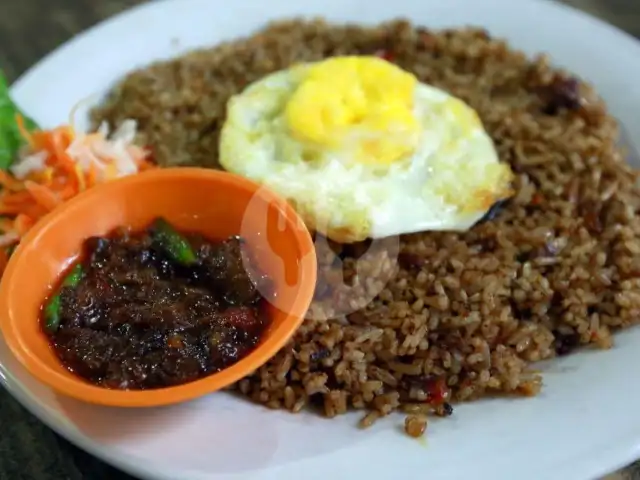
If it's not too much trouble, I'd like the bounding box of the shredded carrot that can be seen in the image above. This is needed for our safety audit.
[31,131,51,152]
[0,171,24,191]
[50,131,76,174]
[58,185,77,201]
[137,158,155,172]
[23,181,61,211]
[0,204,25,215]
[0,218,14,232]
[0,117,156,274]
[49,176,69,190]
[87,164,99,187]
[15,114,35,149]
[2,191,34,206]
[73,165,86,192]
[23,204,48,220]
[13,214,34,236]
[40,167,54,186]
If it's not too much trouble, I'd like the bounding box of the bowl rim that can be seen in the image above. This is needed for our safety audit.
[0,167,317,407]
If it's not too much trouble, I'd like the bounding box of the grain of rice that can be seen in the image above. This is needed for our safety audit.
[359,411,380,429]
[404,414,428,438]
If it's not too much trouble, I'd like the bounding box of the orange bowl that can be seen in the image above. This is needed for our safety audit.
[0,168,316,407]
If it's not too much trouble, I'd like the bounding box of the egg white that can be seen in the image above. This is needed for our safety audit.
[219,63,512,243]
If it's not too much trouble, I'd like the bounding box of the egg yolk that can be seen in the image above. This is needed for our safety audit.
[284,56,420,166]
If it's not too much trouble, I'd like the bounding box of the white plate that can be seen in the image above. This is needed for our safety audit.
[6,0,640,479]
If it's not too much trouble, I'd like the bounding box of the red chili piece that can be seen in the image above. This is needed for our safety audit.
[375,49,395,62]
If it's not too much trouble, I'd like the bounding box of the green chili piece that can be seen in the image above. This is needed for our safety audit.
[150,217,197,265]
[44,263,83,333]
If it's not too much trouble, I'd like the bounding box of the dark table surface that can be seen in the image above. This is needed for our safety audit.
[1,0,640,479]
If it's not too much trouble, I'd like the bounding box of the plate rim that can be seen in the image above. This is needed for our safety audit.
[13,0,640,96]
[6,0,640,479]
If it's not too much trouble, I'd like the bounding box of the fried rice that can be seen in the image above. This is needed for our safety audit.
[91,18,640,436]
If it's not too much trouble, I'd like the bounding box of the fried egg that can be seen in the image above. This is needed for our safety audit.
[219,56,514,243]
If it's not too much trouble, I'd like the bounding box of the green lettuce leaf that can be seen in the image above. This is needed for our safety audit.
[0,71,39,170]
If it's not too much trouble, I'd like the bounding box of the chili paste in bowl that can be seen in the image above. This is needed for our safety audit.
[41,217,272,390]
